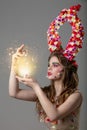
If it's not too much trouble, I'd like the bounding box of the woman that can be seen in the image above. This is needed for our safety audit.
[9,44,82,130]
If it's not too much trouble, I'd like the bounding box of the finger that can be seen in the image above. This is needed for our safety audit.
[17,44,25,53]
[12,53,24,61]
[16,76,27,81]
[24,75,33,82]
[16,75,33,82]
[16,52,24,57]
[16,76,24,82]
[16,76,23,80]
[24,74,31,78]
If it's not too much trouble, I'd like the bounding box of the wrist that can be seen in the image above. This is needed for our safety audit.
[33,84,42,95]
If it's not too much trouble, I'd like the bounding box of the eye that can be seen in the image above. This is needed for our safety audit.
[53,64,58,67]
[53,63,60,67]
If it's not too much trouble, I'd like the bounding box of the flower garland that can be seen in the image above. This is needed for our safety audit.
[47,4,84,61]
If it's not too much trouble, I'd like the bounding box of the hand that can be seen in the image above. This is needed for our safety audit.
[16,75,39,89]
[11,44,25,71]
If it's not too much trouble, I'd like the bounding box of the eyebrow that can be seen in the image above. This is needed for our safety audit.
[48,62,60,66]
[52,62,60,64]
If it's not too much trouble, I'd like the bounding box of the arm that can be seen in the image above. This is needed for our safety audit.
[15,76,82,121]
[34,86,82,121]
[9,70,37,101]
[9,44,37,102]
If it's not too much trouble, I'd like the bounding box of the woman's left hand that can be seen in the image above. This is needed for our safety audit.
[16,75,39,89]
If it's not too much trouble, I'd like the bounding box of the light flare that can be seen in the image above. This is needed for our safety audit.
[1,41,38,76]
[14,55,36,77]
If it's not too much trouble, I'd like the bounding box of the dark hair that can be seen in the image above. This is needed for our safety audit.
[48,50,78,90]
[36,50,79,119]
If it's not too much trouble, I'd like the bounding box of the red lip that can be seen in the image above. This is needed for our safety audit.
[48,72,52,76]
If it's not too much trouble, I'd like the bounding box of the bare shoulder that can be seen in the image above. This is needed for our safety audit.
[71,90,83,100]
[56,90,83,119]
[67,90,83,108]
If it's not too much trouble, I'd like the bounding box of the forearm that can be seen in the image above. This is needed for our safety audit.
[9,69,19,97]
[33,85,58,121]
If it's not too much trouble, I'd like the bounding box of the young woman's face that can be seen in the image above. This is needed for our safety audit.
[47,56,64,80]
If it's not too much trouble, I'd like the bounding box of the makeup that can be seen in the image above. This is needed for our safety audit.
[48,72,52,76]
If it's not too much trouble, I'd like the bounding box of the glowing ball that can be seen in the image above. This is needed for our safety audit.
[14,55,36,77]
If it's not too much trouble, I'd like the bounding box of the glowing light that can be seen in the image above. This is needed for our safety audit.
[14,55,36,77]
[3,41,38,76]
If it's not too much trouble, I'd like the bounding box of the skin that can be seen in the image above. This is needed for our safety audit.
[9,44,82,122]
[47,56,64,80]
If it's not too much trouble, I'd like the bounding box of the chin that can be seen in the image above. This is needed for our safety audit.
[47,76,55,80]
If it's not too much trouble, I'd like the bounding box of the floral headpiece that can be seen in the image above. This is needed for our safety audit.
[47,4,84,62]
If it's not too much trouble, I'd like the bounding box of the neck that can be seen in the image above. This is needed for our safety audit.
[54,80,64,97]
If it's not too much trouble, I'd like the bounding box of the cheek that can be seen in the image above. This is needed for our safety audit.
[55,66,63,73]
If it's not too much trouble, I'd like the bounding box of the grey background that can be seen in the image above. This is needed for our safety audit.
[0,0,87,130]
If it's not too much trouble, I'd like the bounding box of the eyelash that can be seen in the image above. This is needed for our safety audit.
[48,64,59,67]
[53,64,59,67]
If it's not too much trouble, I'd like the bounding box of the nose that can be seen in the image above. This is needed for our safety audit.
[48,65,52,70]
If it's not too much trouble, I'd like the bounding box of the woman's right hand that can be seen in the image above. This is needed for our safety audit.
[11,44,25,72]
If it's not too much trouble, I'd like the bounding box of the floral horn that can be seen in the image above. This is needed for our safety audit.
[47,4,84,61]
